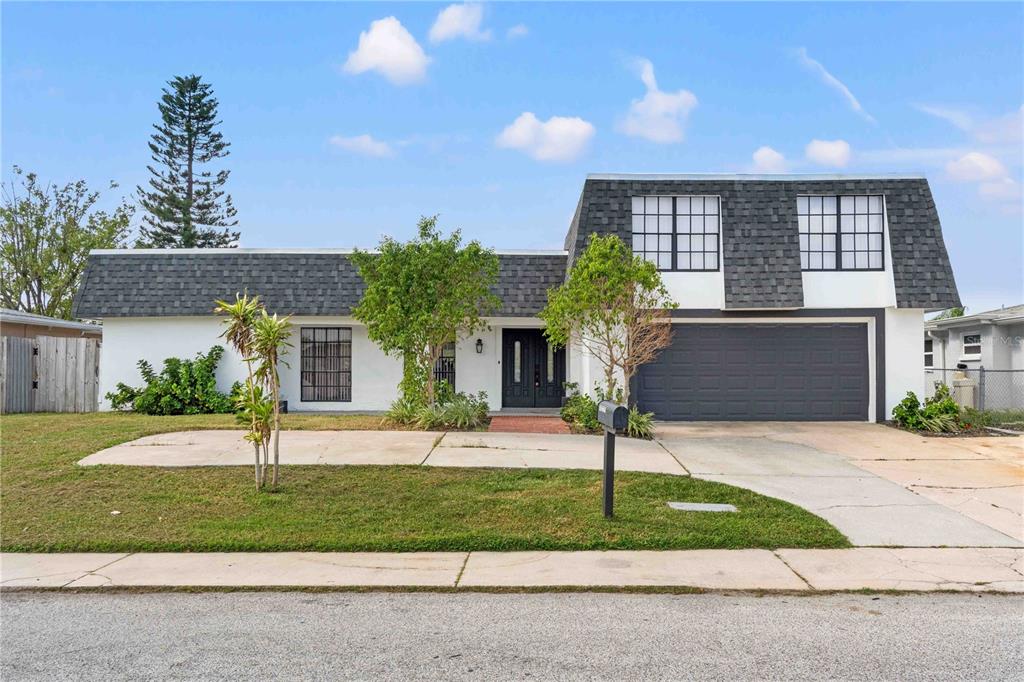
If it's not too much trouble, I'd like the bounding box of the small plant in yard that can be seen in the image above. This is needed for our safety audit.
[215,294,292,490]
[625,407,655,440]
[891,384,963,433]
[105,346,237,415]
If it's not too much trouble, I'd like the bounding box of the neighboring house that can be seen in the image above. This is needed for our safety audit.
[72,173,960,422]
[924,304,1024,371]
[923,304,1024,410]
[0,308,102,340]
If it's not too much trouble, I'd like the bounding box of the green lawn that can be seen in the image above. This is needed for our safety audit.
[0,413,850,552]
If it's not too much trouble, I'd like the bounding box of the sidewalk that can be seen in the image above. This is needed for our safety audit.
[3,548,1022,592]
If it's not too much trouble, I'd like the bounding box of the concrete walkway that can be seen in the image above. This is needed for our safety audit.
[77,425,1022,548]
[3,549,1022,592]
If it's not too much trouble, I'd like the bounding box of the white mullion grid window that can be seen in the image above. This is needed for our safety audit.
[631,196,674,270]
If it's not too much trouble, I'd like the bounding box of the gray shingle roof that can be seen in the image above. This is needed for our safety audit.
[568,175,960,310]
[72,251,566,318]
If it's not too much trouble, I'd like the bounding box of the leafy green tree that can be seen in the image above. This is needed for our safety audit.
[137,74,239,248]
[1,166,133,318]
[934,306,966,320]
[541,234,677,406]
[351,216,500,406]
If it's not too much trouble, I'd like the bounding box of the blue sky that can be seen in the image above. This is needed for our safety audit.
[3,2,1022,311]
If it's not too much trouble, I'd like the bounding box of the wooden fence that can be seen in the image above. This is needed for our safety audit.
[1,335,101,413]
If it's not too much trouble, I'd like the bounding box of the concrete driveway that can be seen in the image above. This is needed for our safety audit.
[79,422,1022,549]
[655,422,1023,548]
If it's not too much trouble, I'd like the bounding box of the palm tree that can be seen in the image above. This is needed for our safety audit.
[215,294,264,488]
[251,310,293,488]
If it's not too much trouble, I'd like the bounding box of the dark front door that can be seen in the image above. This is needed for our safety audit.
[502,329,565,408]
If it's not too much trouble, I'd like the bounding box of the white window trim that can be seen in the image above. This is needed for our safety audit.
[960,331,982,362]
[924,338,934,368]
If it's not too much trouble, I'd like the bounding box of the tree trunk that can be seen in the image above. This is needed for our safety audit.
[271,379,281,488]
[254,442,262,490]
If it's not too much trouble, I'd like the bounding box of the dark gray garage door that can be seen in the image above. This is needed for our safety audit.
[635,323,869,421]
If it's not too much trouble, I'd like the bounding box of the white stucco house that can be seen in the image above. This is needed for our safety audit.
[924,304,1024,410]
[73,174,962,422]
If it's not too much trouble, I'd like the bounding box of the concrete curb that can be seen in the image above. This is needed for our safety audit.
[3,548,1022,593]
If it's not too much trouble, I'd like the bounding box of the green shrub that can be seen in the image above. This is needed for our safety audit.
[891,384,962,433]
[891,391,925,430]
[625,406,655,439]
[560,393,599,433]
[962,407,1024,430]
[106,346,239,415]
[387,391,490,430]
[384,394,422,425]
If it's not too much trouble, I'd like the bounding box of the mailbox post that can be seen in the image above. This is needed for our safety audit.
[597,400,628,518]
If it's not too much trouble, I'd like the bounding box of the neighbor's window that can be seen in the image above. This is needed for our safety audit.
[924,339,934,368]
[797,195,885,271]
[630,195,720,271]
[300,327,352,402]
[961,333,982,359]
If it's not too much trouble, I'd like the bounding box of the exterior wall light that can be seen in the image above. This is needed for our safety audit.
[475,338,484,354]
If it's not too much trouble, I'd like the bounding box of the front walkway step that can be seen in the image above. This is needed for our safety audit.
[488,415,570,434]
[3,549,1021,592]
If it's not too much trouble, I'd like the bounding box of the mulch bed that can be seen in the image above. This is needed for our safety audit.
[883,421,1020,438]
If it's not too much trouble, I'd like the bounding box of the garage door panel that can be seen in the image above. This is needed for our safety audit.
[636,323,868,421]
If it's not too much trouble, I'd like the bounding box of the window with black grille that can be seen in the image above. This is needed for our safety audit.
[798,195,885,270]
[434,341,456,389]
[300,327,351,402]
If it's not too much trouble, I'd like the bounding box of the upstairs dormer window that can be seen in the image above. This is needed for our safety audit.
[631,195,720,271]
[798,195,885,271]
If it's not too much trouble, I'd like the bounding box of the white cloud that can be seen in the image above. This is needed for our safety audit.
[805,139,851,167]
[795,48,876,125]
[429,3,491,43]
[343,17,430,85]
[329,134,395,158]
[945,152,1007,182]
[496,112,595,163]
[506,23,529,39]
[978,177,1021,202]
[975,106,1023,146]
[752,146,787,173]
[914,104,973,133]
[917,104,1023,147]
[618,58,698,144]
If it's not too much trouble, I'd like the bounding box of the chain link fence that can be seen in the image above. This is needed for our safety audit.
[924,368,1024,411]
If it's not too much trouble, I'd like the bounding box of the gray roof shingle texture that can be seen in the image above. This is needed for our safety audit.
[72,252,566,318]
[568,177,961,310]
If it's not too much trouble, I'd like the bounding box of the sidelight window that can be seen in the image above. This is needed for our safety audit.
[513,341,521,382]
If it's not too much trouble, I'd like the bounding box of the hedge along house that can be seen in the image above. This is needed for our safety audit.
[73,173,960,421]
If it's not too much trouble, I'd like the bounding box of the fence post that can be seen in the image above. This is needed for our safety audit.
[978,366,986,411]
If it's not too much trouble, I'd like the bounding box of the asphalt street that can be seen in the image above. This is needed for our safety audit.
[2,591,1021,680]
